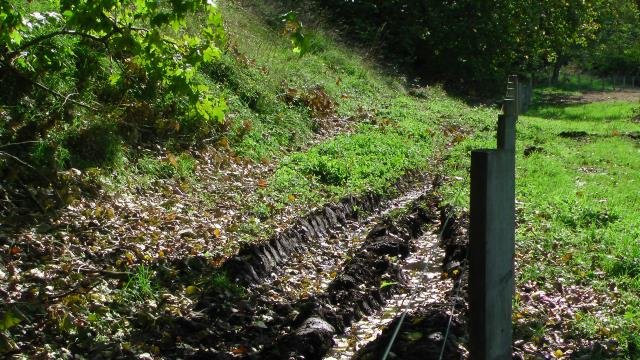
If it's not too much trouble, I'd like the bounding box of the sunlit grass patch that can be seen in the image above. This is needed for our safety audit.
[122,265,157,301]
[526,101,636,123]
[442,96,640,354]
[517,101,640,351]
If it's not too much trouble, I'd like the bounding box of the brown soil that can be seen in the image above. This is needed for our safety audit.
[579,89,640,103]
[540,89,640,105]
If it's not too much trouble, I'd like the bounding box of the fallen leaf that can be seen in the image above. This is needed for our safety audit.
[9,246,21,255]
[167,153,177,167]
[185,285,199,296]
[231,345,248,355]
[553,349,564,358]
[0,310,22,331]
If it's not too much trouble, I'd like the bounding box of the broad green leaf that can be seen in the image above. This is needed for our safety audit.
[0,310,22,331]
[9,30,22,45]
[202,45,221,62]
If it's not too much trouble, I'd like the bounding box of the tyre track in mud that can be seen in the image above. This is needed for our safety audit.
[161,173,471,359]
[231,174,438,305]
[351,213,470,360]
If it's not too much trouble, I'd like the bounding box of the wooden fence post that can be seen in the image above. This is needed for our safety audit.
[469,77,517,360]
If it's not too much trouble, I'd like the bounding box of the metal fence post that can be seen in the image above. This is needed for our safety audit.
[469,78,517,360]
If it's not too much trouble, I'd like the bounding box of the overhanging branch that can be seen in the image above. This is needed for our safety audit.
[7,29,116,64]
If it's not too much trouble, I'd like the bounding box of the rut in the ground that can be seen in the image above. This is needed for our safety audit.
[150,174,471,359]
[350,212,470,360]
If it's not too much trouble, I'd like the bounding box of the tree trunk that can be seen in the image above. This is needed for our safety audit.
[551,57,563,83]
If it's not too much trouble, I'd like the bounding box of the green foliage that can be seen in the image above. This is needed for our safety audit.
[280,11,310,56]
[1,0,226,120]
[0,0,227,176]
[310,0,626,89]
[581,0,640,75]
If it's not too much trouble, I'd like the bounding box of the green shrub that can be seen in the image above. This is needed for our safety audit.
[137,153,196,180]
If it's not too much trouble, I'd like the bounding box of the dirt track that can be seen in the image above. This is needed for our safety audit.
[579,89,640,103]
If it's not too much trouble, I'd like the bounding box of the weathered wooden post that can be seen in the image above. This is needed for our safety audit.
[469,76,517,360]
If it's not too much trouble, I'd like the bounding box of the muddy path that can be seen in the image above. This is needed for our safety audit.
[350,214,469,360]
[132,173,473,359]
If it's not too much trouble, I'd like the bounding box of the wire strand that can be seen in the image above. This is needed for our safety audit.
[381,214,453,360]
[438,223,469,360]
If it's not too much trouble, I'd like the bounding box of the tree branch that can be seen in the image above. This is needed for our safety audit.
[1,61,100,111]
[0,151,63,204]
[7,29,114,63]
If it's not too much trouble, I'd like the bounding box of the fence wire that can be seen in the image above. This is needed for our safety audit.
[381,215,454,360]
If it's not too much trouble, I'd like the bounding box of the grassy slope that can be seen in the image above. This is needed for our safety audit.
[444,99,640,356]
[216,1,496,218]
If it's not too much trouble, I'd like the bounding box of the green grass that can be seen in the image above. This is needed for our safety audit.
[526,101,637,123]
[444,99,640,355]
[122,265,157,301]
[541,72,626,94]
[137,153,196,180]
[207,1,500,219]
[259,88,496,213]
[531,72,639,109]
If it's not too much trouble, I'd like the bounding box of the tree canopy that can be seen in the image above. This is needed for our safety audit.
[311,0,639,88]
